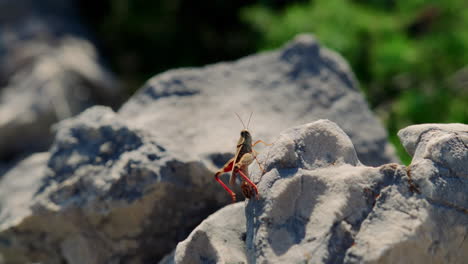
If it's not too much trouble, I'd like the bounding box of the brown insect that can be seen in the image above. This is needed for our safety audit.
[214,113,271,202]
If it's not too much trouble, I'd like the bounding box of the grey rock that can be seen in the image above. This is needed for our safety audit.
[119,34,398,167]
[398,123,468,177]
[397,123,468,222]
[0,34,399,264]
[4,33,451,264]
[0,153,50,231]
[0,106,231,264]
[167,121,468,264]
[345,124,468,263]
[174,203,247,264]
[0,0,120,161]
[0,152,51,264]
[397,123,467,158]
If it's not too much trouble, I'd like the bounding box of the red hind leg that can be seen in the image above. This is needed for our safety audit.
[214,158,236,202]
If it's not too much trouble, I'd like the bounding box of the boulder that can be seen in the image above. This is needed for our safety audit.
[0,34,404,263]
[0,106,230,264]
[166,121,468,264]
[398,123,468,177]
[174,203,247,264]
[0,0,120,163]
[397,123,468,214]
[119,34,398,167]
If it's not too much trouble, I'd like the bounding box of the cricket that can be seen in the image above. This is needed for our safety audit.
[214,113,271,202]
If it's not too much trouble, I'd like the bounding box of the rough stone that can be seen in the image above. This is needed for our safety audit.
[174,203,247,264]
[0,106,231,264]
[166,121,468,264]
[119,34,398,167]
[0,0,120,162]
[397,123,468,220]
[398,124,468,178]
[0,153,50,231]
[0,34,423,264]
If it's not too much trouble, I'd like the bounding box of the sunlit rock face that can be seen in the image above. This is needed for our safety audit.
[120,34,398,167]
[0,34,402,264]
[164,121,468,264]
[0,106,231,264]
[0,0,120,165]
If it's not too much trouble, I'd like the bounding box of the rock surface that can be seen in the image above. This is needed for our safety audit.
[0,0,120,163]
[166,121,468,264]
[398,123,468,178]
[397,123,468,214]
[119,34,397,167]
[0,106,230,264]
[174,203,247,264]
[0,34,406,264]
[0,153,50,230]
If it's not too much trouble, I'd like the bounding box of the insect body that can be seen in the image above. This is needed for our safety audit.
[214,114,270,202]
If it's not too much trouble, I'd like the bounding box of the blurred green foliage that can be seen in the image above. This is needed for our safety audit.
[79,0,467,164]
[242,0,468,164]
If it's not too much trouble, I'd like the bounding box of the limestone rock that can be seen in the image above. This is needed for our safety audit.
[119,34,397,167]
[398,123,468,177]
[345,124,468,263]
[167,121,468,264]
[397,123,468,227]
[174,203,247,264]
[0,34,415,264]
[0,106,230,264]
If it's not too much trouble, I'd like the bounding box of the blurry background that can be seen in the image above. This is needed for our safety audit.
[77,0,468,164]
[2,0,466,166]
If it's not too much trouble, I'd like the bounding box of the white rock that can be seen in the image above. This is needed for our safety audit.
[120,34,397,167]
[167,121,468,264]
[0,34,418,263]
[174,203,247,264]
[398,123,468,228]
[0,106,231,264]
[397,123,467,158]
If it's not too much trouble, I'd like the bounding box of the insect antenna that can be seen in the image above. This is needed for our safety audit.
[235,112,246,129]
[247,112,253,130]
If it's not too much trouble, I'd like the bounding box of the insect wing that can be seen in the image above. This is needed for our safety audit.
[229,137,244,185]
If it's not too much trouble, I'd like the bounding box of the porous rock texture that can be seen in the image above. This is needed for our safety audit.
[0,0,120,163]
[174,203,248,264]
[0,34,403,264]
[119,34,397,167]
[0,106,230,264]
[165,121,468,264]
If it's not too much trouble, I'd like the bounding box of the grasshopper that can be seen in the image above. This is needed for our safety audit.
[214,113,271,202]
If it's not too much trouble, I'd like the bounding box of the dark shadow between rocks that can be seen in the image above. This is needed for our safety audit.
[208,152,233,169]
